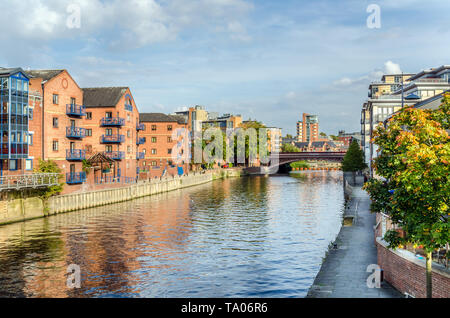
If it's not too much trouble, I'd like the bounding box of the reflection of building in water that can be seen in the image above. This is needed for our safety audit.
[0,190,192,297]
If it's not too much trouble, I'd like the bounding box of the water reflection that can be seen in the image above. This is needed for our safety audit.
[0,171,344,298]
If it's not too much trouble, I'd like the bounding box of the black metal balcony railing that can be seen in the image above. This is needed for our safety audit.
[0,173,60,191]
[136,152,145,160]
[66,104,86,117]
[66,149,86,161]
[101,134,125,143]
[136,137,146,145]
[66,172,86,184]
[66,126,86,139]
[100,117,125,127]
[104,151,125,160]
[136,123,145,131]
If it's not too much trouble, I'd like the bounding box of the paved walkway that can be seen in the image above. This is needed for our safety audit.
[307,187,402,298]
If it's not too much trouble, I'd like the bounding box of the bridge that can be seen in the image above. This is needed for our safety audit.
[244,152,346,174]
[0,173,60,191]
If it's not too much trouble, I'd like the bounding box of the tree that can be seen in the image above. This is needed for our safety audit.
[342,139,367,183]
[320,132,327,138]
[363,94,450,298]
[281,143,301,153]
[285,134,293,139]
[329,135,339,141]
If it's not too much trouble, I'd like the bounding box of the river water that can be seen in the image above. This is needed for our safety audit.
[0,171,344,298]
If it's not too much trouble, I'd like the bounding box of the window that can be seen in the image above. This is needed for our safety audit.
[86,112,92,120]
[151,161,157,166]
[127,146,131,153]
[53,117,58,128]
[53,94,58,104]
[85,129,92,136]
[151,137,157,143]
[106,128,112,136]
[29,133,33,145]
[168,125,173,131]
[9,159,17,171]
[29,108,33,120]
[151,149,157,154]
[127,114,131,122]
[106,112,112,118]
[25,159,33,171]
[168,148,172,154]
[52,140,59,151]
[127,130,131,138]
[106,145,113,152]
[167,136,172,142]
[151,125,156,131]
[70,97,76,105]
[143,149,146,154]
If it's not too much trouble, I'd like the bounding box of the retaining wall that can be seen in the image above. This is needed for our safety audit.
[0,169,242,226]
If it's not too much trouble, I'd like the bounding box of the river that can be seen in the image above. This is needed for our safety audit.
[0,171,345,298]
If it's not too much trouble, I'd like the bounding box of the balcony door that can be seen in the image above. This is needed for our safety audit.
[70,119,75,127]
[70,164,75,175]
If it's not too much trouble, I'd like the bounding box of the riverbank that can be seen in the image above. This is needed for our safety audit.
[0,168,243,226]
[306,185,402,298]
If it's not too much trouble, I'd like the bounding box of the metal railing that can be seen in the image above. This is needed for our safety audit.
[104,151,125,160]
[66,104,86,117]
[101,134,125,143]
[136,137,146,145]
[66,172,86,184]
[0,173,60,191]
[100,117,125,126]
[66,149,86,161]
[136,152,145,160]
[136,123,145,131]
[66,126,86,138]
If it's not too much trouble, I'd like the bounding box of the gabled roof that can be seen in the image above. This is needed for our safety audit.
[25,69,64,81]
[0,67,30,78]
[82,87,128,108]
[140,113,184,123]
[87,152,115,164]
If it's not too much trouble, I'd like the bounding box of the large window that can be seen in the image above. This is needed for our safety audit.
[53,94,59,105]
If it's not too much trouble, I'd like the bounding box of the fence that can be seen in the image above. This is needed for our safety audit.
[0,173,60,191]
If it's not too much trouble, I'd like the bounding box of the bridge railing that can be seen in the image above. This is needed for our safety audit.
[0,173,60,191]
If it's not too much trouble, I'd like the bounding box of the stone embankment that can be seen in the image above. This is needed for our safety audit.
[0,169,242,226]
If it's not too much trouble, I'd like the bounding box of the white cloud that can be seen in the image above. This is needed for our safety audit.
[383,61,402,74]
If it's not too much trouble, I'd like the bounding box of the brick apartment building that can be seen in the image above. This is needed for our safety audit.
[26,69,86,191]
[138,113,189,178]
[82,87,141,183]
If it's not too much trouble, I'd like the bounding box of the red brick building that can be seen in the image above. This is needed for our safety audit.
[27,70,86,192]
[138,113,189,178]
[82,87,141,184]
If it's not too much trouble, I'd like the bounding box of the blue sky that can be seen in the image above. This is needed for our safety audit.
[1,0,449,136]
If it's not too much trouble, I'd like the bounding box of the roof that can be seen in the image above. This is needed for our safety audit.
[82,87,128,107]
[140,113,184,123]
[87,152,115,164]
[25,69,64,81]
[408,65,450,81]
[0,67,30,78]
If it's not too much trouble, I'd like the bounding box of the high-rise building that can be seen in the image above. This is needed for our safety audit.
[296,113,319,143]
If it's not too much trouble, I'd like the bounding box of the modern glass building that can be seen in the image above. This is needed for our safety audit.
[0,68,30,176]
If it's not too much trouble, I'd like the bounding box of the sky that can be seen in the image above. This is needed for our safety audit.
[1,0,449,136]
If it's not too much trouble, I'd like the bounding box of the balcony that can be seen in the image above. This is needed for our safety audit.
[66,149,86,161]
[136,137,146,145]
[100,117,125,127]
[136,123,145,131]
[136,152,145,160]
[66,126,86,139]
[66,172,86,184]
[104,151,125,160]
[101,134,125,144]
[66,104,86,117]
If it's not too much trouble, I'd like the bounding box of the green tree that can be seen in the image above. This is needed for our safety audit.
[34,159,64,203]
[364,94,450,298]
[285,134,293,139]
[320,132,327,138]
[281,143,301,153]
[342,139,367,183]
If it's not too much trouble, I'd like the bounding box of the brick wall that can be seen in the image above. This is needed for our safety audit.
[376,236,450,298]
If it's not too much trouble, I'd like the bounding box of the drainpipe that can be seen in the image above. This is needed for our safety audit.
[41,82,45,160]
